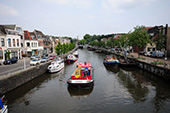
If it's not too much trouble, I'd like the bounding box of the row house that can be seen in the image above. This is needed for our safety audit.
[33,30,52,55]
[24,30,43,57]
[58,37,71,44]
[51,37,59,53]
[0,25,23,62]
[51,37,71,53]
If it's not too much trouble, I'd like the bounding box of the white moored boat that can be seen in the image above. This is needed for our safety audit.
[0,96,8,113]
[47,58,64,73]
[73,50,79,58]
[66,54,78,63]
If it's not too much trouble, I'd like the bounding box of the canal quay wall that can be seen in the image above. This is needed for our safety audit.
[88,46,170,80]
[0,48,77,96]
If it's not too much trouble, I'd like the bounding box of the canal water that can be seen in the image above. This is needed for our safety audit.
[6,49,170,113]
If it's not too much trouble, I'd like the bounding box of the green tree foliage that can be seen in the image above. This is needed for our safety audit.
[55,41,62,55]
[65,43,69,53]
[153,30,167,51]
[84,34,92,43]
[129,25,150,56]
[79,39,87,45]
[6,51,11,60]
[55,42,75,55]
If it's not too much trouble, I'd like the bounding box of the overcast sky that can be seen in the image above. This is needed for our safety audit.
[0,0,170,39]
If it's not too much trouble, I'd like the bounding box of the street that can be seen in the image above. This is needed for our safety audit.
[0,57,30,76]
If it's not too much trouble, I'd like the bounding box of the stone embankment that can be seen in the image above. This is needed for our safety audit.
[88,46,170,80]
[0,48,77,96]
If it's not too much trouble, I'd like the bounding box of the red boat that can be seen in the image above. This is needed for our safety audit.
[67,62,93,86]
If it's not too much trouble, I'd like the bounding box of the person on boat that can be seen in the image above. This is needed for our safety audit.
[76,62,79,67]
[112,56,115,60]
[84,61,87,65]
[88,67,91,76]
[84,69,88,77]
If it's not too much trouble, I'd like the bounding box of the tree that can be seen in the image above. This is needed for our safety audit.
[84,34,92,43]
[6,51,11,60]
[153,29,167,51]
[80,39,87,45]
[65,43,69,53]
[129,25,150,56]
[55,41,62,55]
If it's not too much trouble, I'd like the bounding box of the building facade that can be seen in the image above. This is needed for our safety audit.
[0,25,22,62]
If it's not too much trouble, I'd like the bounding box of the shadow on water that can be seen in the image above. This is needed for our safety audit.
[120,67,170,112]
[103,63,120,74]
[67,84,94,98]
[117,68,149,102]
[5,72,50,104]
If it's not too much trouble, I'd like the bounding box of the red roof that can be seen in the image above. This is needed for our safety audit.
[113,34,122,39]
[24,30,32,40]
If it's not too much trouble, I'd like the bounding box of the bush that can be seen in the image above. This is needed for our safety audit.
[150,61,164,65]
[137,57,145,60]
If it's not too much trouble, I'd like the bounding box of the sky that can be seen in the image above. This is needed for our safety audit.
[0,0,170,39]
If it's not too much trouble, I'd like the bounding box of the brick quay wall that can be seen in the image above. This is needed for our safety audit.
[0,62,50,96]
[0,48,77,96]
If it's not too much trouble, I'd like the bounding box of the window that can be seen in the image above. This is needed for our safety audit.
[16,27,21,33]
[13,39,15,47]
[17,39,19,46]
[27,42,30,47]
[8,38,11,47]
[1,38,5,46]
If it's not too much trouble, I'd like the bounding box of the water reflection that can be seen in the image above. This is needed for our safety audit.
[117,68,149,102]
[103,64,120,74]
[136,69,170,112]
[48,68,65,79]
[67,84,94,98]
[5,73,50,104]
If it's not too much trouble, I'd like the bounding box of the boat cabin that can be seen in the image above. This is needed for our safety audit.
[71,63,92,80]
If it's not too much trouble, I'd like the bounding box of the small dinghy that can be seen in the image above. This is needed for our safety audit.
[0,96,8,113]
[103,56,119,65]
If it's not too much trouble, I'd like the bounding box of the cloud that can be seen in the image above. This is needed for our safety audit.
[42,0,94,8]
[102,0,156,13]
[0,4,19,16]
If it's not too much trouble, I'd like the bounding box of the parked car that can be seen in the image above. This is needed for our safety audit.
[3,57,18,65]
[48,55,56,60]
[30,55,40,60]
[139,51,145,55]
[151,51,164,58]
[144,51,152,56]
[40,57,49,63]
[30,58,41,66]
[43,53,48,57]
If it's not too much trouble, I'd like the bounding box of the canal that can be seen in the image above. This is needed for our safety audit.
[6,49,170,113]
